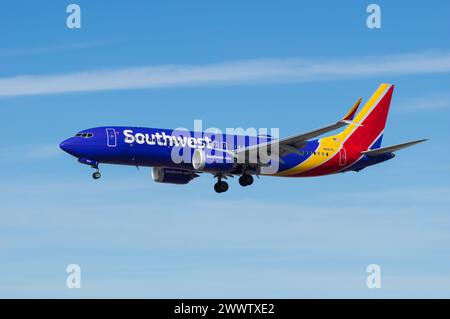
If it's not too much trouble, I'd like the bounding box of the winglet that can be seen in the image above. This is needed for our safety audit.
[342,98,362,121]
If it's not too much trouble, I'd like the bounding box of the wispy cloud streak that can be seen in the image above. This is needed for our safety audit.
[398,94,450,111]
[0,143,61,162]
[1,51,450,97]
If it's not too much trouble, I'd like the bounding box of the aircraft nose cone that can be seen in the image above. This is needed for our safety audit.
[60,138,74,153]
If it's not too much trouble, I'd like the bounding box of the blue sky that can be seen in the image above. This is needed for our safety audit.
[1,1,450,298]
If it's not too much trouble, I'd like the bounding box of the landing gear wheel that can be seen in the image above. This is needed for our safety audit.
[92,171,101,180]
[239,174,254,187]
[214,181,229,193]
[220,181,229,192]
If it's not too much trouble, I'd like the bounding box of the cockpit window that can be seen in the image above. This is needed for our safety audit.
[75,132,94,138]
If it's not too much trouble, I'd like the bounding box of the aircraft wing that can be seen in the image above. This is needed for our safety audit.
[230,98,362,163]
[362,139,428,156]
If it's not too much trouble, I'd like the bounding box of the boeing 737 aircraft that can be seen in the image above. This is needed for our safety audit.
[60,84,426,193]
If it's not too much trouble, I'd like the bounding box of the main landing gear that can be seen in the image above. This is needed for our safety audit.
[214,177,229,193]
[213,174,255,193]
[239,174,253,187]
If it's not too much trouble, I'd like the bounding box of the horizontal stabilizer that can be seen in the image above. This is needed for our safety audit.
[362,139,428,156]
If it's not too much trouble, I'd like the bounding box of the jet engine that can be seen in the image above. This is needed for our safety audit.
[151,167,197,184]
[192,148,235,172]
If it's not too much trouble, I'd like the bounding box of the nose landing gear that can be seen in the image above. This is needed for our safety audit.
[91,164,101,180]
[78,158,101,180]
[92,170,101,180]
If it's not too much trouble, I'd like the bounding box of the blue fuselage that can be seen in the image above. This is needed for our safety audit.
[61,126,273,171]
[60,126,393,175]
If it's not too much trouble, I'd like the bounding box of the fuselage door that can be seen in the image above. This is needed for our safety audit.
[339,147,347,166]
[106,128,117,147]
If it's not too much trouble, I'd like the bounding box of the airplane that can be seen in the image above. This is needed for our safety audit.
[60,83,427,193]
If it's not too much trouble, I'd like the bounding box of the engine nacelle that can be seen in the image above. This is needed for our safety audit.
[151,167,196,184]
[192,149,235,172]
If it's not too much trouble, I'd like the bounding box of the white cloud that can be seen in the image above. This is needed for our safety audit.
[323,187,450,203]
[398,94,450,111]
[0,143,61,162]
[1,51,450,97]
[27,144,61,159]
